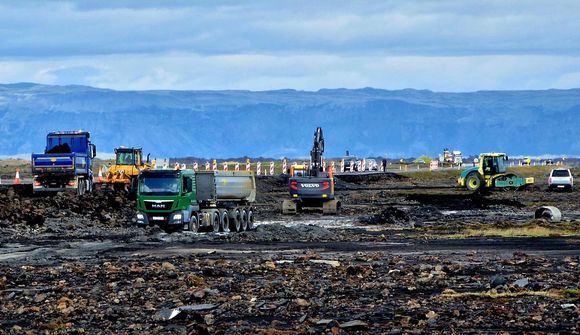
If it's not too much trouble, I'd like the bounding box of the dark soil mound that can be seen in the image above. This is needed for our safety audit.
[360,206,412,226]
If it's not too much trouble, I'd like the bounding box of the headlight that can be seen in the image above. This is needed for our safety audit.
[173,213,182,220]
[137,213,145,219]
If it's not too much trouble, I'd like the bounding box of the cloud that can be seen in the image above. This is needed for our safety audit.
[0,1,579,58]
[1,53,580,91]
[0,1,579,91]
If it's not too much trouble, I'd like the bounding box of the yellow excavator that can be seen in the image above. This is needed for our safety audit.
[102,147,151,193]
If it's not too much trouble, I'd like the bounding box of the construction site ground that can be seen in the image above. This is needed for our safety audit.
[0,166,579,334]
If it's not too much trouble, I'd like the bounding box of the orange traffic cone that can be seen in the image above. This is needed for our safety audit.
[14,168,21,185]
[97,167,103,182]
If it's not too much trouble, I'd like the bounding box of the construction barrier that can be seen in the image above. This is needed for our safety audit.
[282,159,287,174]
[256,162,262,175]
[246,160,251,172]
[193,162,198,171]
[340,159,345,172]
[212,160,217,171]
[181,163,186,170]
[223,162,228,171]
[331,161,335,173]
[205,161,210,171]
[235,162,240,172]
[361,159,366,172]
[269,161,275,176]
[350,160,354,172]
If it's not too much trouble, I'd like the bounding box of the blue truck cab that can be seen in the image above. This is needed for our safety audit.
[31,131,97,195]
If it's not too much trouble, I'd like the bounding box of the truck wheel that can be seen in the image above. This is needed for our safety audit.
[211,212,220,232]
[240,209,248,231]
[465,173,481,192]
[188,213,199,233]
[77,179,85,196]
[230,209,241,232]
[220,210,230,233]
[246,208,254,230]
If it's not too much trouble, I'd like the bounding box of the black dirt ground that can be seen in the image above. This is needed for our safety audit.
[0,171,579,334]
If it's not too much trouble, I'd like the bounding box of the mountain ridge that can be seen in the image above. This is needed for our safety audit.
[0,83,579,158]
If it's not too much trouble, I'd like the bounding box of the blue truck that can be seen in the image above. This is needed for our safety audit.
[31,131,97,195]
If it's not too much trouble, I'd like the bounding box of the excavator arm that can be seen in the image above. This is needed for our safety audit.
[309,127,325,177]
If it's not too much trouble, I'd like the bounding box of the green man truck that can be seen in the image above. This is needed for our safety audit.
[136,169,256,232]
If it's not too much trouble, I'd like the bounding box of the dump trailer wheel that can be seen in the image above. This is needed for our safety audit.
[211,212,220,232]
[188,213,199,233]
[230,209,241,232]
[240,209,248,231]
[465,173,482,192]
[247,208,254,230]
[220,210,230,233]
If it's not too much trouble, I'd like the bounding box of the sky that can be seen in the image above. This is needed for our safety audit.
[1,0,579,92]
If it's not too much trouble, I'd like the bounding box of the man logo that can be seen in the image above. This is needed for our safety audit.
[152,203,165,209]
[301,183,320,188]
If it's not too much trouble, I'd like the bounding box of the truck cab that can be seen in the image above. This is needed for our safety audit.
[136,169,197,229]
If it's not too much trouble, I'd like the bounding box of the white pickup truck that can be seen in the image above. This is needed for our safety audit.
[548,168,574,191]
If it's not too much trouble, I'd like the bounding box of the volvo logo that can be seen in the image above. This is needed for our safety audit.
[301,183,320,188]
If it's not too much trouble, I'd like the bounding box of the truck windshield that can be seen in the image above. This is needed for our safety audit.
[139,177,180,195]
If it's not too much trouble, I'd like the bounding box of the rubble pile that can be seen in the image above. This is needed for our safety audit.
[0,187,135,228]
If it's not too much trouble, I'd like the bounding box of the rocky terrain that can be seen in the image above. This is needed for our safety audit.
[0,171,578,334]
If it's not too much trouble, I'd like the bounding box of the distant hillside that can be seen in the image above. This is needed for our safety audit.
[0,83,579,158]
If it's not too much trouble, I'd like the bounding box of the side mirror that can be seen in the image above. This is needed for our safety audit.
[91,144,97,159]
[505,156,509,161]
[146,153,150,163]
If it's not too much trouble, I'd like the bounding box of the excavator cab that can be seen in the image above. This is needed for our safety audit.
[290,164,308,177]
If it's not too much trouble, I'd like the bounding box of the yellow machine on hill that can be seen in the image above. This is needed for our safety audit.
[103,147,151,192]
[457,152,534,192]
